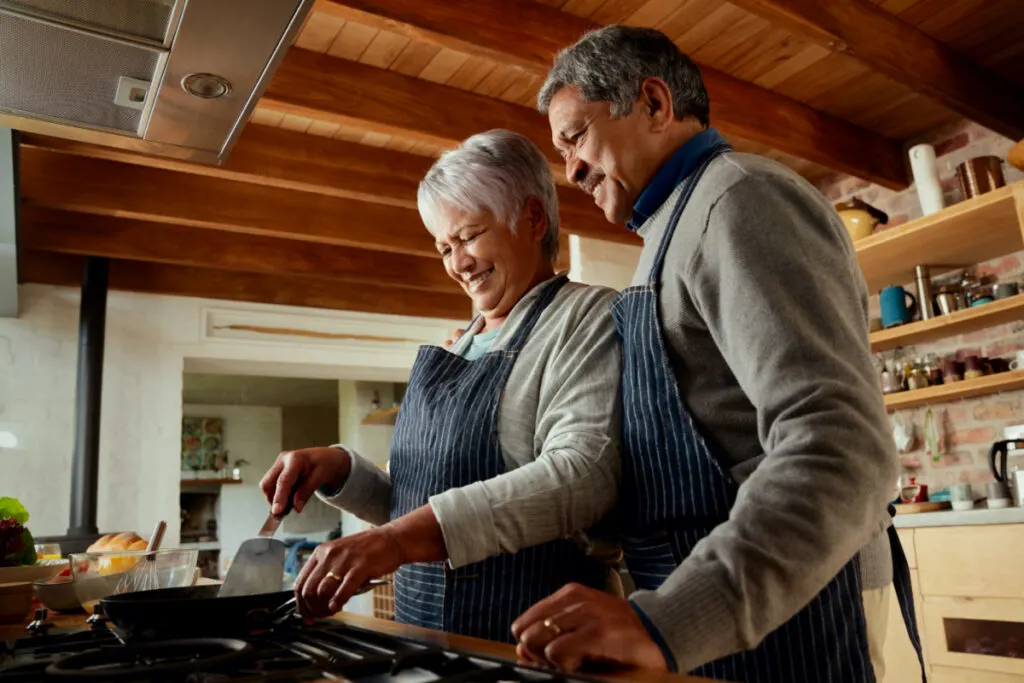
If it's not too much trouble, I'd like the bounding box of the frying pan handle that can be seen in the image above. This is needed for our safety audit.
[269,596,298,624]
[246,597,298,631]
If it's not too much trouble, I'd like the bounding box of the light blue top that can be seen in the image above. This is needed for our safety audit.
[460,326,500,361]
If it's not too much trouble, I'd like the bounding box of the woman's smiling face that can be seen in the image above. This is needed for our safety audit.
[433,198,548,326]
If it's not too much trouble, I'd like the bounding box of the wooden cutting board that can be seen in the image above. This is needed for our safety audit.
[893,501,952,514]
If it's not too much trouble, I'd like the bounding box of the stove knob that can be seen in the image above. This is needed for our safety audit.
[25,608,53,634]
[87,603,109,629]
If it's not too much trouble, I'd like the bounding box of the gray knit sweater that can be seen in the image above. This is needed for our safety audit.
[626,152,897,672]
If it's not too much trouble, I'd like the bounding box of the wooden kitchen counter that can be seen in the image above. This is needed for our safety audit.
[332,611,719,683]
[1,609,719,682]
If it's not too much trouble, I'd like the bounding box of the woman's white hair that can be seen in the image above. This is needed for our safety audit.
[417,129,560,263]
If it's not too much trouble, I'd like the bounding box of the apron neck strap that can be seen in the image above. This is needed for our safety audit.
[501,274,570,353]
[648,142,732,282]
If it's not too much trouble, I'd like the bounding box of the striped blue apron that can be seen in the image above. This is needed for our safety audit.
[388,274,607,644]
[611,143,926,682]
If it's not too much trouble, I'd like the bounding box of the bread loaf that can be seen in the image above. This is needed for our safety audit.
[87,531,145,553]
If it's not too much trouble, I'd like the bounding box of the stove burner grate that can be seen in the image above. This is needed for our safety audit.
[44,638,254,680]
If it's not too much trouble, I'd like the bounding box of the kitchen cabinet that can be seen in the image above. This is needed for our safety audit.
[923,595,1024,676]
[883,521,1024,682]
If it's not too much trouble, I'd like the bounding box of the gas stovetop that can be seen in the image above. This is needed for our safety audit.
[0,610,601,682]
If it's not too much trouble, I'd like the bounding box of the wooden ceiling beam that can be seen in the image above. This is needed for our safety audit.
[20,250,471,320]
[18,146,440,257]
[19,206,459,294]
[262,48,564,165]
[310,0,908,189]
[21,127,427,210]
[727,0,1024,141]
[20,129,635,245]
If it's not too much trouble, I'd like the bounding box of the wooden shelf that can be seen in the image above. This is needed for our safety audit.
[856,182,1024,293]
[871,294,1024,352]
[362,405,400,425]
[884,370,1024,411]
[180,478,243,488]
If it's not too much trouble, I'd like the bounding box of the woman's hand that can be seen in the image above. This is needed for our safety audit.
[443,328,466,349]
[260,446,351,515]
[293,506,450,619]
[293,527,405,618]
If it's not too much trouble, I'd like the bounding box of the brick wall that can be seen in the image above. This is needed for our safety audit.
[816,121,1024,497]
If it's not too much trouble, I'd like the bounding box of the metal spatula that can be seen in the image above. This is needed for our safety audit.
[218,495,293,598]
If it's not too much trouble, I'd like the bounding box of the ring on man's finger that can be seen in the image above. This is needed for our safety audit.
[543,617,562,638]
[325,571,342,582]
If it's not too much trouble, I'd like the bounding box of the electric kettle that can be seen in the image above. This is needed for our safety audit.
[989,440,1024,507]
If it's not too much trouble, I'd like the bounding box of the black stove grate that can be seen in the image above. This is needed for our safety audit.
[1,620,607,682]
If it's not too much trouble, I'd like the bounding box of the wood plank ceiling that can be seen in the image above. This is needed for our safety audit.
[17,0,1024,318]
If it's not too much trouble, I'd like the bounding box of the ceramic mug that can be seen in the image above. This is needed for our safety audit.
[987,480,1012,507]
[963,355,990,380]
[950,483,974,511]
[880,286,916,328]
[942,358,963,382]
[1009,350,1024,371]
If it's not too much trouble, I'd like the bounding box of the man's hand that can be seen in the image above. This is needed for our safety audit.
[293,527,404,618]
[511,583,669,673]
[259,446,351,516]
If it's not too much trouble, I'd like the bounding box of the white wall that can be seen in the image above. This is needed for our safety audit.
[182,404,283,570]
[280,405,342,536]
[0,283,461,545]
[336,380,397,615]
[568,235,642,290]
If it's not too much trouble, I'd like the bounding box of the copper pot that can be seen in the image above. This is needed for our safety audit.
[956,156,1005,199]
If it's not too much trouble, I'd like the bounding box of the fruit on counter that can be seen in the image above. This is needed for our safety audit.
[0,497,36,567]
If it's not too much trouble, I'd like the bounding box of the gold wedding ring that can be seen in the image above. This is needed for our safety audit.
[324,571,342,582]
[543,617,562,638]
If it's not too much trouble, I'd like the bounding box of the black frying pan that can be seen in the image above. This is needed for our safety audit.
[101,585,295,640]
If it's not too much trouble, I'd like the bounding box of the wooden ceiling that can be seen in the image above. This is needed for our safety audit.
[17,0,1024,318]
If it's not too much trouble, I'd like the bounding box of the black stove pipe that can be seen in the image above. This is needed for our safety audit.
[38,256,109,553]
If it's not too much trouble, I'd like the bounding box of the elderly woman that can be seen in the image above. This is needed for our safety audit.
[260,129,621,643]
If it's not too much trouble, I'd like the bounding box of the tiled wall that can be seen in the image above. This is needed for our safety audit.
[816,121,1024,496]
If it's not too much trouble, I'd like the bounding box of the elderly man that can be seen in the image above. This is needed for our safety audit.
[261,129,622,643]
[512,26,923,682]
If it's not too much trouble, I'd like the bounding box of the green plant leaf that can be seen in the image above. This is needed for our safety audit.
[0,497,29,525]
[13,528,36,566]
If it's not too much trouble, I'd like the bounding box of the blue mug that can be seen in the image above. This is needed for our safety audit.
[880,286,916,328]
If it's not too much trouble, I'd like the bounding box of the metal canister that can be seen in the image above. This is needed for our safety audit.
[956,156,1005,199]
[914,265,934,320]
[934,285,961,315]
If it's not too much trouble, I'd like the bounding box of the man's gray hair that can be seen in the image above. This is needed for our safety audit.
[417,130,560,263]
[537,25,709,126]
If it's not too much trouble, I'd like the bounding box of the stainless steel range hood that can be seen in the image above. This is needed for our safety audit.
[0,0,313,164]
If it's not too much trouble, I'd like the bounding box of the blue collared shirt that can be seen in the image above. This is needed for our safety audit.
[627,127,727,232]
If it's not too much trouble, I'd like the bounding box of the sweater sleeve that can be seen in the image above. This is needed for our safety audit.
[429,289,622,568]
[315,445,392,527]
[629,174,897,671]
